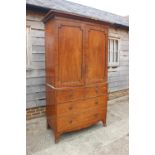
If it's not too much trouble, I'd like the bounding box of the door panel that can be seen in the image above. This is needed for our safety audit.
[86,26,107,84]
[58,25,84,86]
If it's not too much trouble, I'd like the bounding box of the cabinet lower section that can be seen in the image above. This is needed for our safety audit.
[46,85,108,143]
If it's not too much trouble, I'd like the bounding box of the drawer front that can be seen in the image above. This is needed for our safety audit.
[85,84,107,98]
[57,95,107,132]
[57,96,107,116]
[56,84,107,103]
[57,109,106,132]
[56,88,84,103]
[57,96,106,116]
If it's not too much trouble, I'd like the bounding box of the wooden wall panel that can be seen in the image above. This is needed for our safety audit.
[108,27,129,92]
[26,11,46,108]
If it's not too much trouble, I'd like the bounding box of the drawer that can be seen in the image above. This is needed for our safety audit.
[56,88,84,103]
[56,85,107,103]
[57,109,106,132]
[85,84,107,98]
[57,97,104,116]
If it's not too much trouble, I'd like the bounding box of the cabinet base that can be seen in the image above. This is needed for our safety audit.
[46,121,51,129]
[51,120,107,143]
[54,132,61,143]
[102,120,107,127]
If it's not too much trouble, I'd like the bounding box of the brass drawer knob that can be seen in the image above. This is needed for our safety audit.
[94,114,98,117]
[69,120,73,124]
[95,101,98,105]
[68,106,73,110]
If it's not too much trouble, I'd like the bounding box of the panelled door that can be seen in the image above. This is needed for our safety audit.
[57,21,85,87]
[85,25,107,85]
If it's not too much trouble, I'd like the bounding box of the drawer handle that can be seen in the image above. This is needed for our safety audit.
[68,106,73,110]
[95,101,98,105]
[94,114,98,117]
[69,120,73,124]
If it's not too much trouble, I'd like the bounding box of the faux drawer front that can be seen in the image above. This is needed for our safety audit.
[57,109,106,132]
[56,85,107,103]
[57,96,106,116]
[56,88,84,103]
[85,84,107,98]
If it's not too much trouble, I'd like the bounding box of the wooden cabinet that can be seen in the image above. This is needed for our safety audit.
[43,10,108,143]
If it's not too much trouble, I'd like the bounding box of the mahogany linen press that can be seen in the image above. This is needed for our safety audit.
[43,10,108,143]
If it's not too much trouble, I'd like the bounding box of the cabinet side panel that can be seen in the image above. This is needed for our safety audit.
[45,20,56,86]
[45,19,57,131]
[46,86,56,130]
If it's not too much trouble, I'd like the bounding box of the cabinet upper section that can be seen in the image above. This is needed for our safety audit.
[44,11,108,88]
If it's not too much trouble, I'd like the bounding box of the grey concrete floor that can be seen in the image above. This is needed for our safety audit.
[27,96,129,155]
